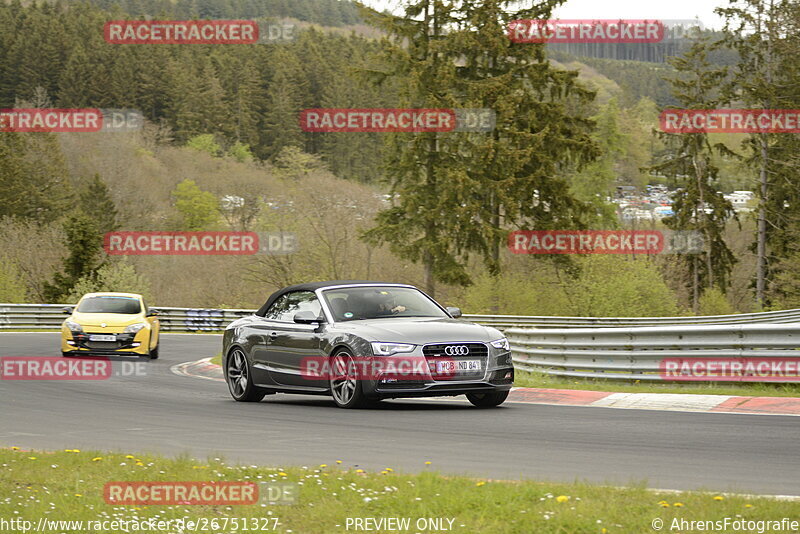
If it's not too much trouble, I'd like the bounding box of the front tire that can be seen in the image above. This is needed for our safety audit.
[329,350,368,409]
[225,348,265,402]
[148,343,159,360]
[466,390,509,408]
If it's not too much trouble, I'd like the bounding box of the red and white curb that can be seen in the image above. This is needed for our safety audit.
[509,388,800,416]
[171,357,223,382]
[173,358,800,416]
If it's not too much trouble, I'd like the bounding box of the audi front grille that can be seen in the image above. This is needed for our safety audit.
[422,343,488,381]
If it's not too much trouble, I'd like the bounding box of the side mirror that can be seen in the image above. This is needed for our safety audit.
[446,306,462,319]
[147,309,161,317]
[62,306,74,315]
[294,311,321,324]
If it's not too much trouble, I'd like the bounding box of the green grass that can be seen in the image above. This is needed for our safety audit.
[514,369,800,397]
[209,353,221,366]
[1,448,797,534]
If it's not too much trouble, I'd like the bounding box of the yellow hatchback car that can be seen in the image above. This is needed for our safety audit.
[61,292,161,359]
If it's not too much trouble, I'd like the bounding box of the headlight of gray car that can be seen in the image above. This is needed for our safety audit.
[490,338,509,351]
[371,342,416,356]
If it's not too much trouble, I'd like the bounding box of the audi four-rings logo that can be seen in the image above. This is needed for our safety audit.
[444,345,469,356]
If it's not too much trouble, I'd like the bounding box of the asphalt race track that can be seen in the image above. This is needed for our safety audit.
[1,333,798,496]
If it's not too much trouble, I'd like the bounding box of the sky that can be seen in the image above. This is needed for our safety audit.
[361,0,727,30]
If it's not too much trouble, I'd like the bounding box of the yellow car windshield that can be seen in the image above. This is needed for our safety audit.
[76,297,141,314]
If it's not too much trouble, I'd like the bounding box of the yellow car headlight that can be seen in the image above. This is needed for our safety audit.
[64,320,83,333]
[124,322,147,334]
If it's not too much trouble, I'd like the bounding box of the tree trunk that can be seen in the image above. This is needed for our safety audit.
[756,138,768,307]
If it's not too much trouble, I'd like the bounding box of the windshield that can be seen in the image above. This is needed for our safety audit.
[323,287,448,322]
[76,296,141,315]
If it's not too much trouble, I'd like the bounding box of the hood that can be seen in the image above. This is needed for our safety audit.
[69,311,146,328]
[333,317,501,344]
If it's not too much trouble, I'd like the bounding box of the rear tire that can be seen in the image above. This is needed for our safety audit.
[329,350,369,409]
[466,390,509,408]
[225,348,265,402]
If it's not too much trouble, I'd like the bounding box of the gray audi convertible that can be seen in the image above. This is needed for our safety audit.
[222,281,514,408]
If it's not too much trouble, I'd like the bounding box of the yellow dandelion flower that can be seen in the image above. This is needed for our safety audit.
[673,502,684,507]
[135,462,144,466]
[91,457,103,462]
[745,504,753,508]
[556,495,569,503]
[476,481,486,487]
[713,495,724,501]
[355,469,365,474]
[424,461,432,465]
[11,446,20,450]
[278,472,288,477]
[28,456,37,460]
[319,464,327,468]
[385,467,394,472]
[336,460,342,464]
[125,455,135,459]
[381,470,389,475]
[601,529,608,534]
[74,494,82,497]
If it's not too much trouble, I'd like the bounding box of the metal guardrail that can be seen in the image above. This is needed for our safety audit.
[0,303,253,332]
[3,302,800,382]
[507,324,800,382]
[465,309,800,329]
[2,303,800,331]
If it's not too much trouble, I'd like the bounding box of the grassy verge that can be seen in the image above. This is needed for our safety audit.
[514,369,800,397]
[209,353,222,366]
[1,448,797,533]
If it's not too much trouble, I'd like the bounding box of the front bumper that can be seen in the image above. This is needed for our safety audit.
[361,344,514,399]
[61,328,150,356]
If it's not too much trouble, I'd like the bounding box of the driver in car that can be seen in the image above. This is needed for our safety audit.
[374,291,406,316]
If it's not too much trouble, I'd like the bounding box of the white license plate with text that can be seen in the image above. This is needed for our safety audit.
[436,360,481,373]
[89,334,116,342]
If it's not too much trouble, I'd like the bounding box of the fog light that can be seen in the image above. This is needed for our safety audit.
[504,371,512,379]
[131,342,140,347]
[66,340,75,345]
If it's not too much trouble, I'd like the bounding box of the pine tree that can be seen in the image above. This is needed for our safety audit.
[43,213,104,302]
[651,35,737,311]
[717,0,800,307]
[80,174,120,236]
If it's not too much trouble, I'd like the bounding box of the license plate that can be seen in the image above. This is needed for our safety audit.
[89,334,116,342]
[436,360,481,373]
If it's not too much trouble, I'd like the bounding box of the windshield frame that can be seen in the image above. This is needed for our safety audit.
[76,296,142,315]
[318,284,449,323]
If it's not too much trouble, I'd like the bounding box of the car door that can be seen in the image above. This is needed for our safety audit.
[256,291,326,388]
